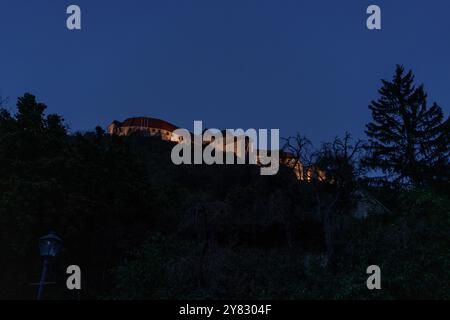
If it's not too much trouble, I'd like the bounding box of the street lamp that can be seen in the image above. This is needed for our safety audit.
[37,231,62,300]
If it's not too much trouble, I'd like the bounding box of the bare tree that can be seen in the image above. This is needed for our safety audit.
[317,132,365,187]
[281,134,316,181]
[283,132,366,271]
[314,132,365,271]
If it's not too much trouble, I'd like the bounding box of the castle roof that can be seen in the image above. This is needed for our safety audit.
[117,117,178,132]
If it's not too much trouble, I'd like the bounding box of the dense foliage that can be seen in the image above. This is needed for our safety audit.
[0,67,449,299]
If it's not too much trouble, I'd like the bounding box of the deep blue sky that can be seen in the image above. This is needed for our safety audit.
[1,0,449,144]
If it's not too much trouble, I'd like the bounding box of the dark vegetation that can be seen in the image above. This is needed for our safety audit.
[0,66,449,299]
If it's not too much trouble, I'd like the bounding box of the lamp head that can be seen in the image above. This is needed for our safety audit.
[39,231,62,258]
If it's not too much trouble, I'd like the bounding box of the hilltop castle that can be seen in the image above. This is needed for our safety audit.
[108,116,313,180]
[107,117,389,218]
[108,117,183,142]
[108,117,254,155]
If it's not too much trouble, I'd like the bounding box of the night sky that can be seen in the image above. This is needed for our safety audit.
[1,0,449,145]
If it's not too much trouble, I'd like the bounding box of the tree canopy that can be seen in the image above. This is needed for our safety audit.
[364,65,449,186]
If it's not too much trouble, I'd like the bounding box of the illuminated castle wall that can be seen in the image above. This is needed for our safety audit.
[107,117,317,181]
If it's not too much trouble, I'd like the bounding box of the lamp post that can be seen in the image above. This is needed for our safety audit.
[37,231,62,300]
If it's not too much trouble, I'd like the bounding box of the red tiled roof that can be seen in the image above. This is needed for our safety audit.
[119,117,178,132]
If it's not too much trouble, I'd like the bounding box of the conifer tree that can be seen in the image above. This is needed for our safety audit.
[365,65,449,186]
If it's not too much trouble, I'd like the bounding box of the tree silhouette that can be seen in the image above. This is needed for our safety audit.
[365,65,449,186]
